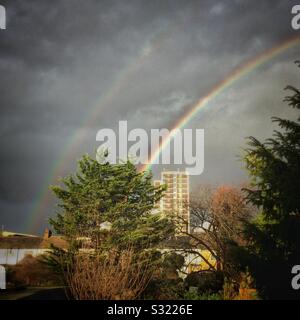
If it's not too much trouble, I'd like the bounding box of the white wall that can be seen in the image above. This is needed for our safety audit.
[0,265,5,289]
[0,249,50,265]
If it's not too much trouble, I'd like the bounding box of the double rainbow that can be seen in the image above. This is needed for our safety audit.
[28,35,300,232]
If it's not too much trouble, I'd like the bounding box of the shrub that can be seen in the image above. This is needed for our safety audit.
[183,290,222,300]
[64,247,152,300]
[7,254,62,287]
[184,271,224,295]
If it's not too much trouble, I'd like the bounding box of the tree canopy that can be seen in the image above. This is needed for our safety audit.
[50,153,175,251]
[241,62,300,299]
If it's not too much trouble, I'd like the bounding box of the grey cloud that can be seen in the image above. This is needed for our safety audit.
[0,0,299,232]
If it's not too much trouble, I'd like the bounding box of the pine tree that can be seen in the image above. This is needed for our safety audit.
[242,62,300,299]
[50,153,174,251]
[46,154,177,300]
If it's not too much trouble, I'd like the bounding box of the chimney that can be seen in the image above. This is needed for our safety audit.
[43,228,52,239]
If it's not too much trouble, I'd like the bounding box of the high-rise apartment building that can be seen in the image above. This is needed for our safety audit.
[154,171,190,234]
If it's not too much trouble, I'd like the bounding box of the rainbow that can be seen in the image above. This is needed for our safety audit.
[26,26,175,232]
[142,35,300,173]
[27,35,300,233]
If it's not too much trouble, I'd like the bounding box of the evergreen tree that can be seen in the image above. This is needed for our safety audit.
[50,153,174,251]
[242,62,300,299]
[47,154,179,299]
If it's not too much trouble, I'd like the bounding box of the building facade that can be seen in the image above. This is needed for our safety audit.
[154,171,190,234]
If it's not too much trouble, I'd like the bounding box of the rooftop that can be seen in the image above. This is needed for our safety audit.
[0,229,68,249]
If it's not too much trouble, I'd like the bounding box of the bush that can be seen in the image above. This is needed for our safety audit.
[142,252,186,299]
[6,254,62,287]
[144,278,185,300]
[184,271,224,295]
[65,248,152,300]
[183,290,222,300]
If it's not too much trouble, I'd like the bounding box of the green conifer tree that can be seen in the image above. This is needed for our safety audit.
[50,153,174,251]
[242,62,300,299]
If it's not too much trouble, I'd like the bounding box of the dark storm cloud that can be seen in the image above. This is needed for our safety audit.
[0,0,299,231]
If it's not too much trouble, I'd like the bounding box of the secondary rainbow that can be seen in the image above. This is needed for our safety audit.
[142,35,300,173]
[27,35,300,232]
[26,27,175,232]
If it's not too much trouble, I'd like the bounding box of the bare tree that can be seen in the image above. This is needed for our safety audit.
[176,185,255,279]
[63,246,153,300]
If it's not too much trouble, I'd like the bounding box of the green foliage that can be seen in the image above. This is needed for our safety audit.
[162,252,185,271]
[184,271,224,295]
[142,252,186,299]
[49,153,175,251]
[241,62,300,299]
[47,153,177,299]
[41,245,73,280]
[183,290,222,300]
[144,278,185,300]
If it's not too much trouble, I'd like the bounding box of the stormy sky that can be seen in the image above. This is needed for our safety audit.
[0,0,299,234]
